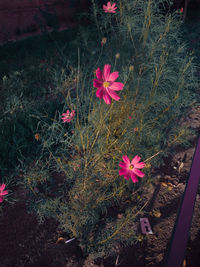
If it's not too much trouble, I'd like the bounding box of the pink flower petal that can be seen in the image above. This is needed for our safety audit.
[107,89,120,101]
[131,155,141,165]
[103,92,111,104]
[132,168,145,178]
[119,168,128,176]
[109,82,124,91]
[130,173,138,183]
[0,184,6,191]
[0,196,3,203]
[135,162,145,169]
[1,190,8,196]
[122,155,130,164]
[108,72,119,82]
[96,87,104,99]
[93,79,103,89]
[103,64,111,80]
[70,111,75,117]
[96,68,103,80]
[119,162,127,168]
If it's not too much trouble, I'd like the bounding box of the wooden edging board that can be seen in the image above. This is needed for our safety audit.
[165,136,200,267]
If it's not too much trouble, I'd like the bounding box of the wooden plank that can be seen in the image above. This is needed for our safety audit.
[165,136,200,267]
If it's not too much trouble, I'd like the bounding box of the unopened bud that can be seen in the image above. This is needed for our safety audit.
[115,53,120,59]
[34,133,40,141]
[144,163,151,168]
[101,37,107,46]
[129,65,134,71]
[2,76,7,83]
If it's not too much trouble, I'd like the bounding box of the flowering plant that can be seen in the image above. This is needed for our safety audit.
[93,64,124,104]
[119,155,145,183]
[62,110,75,123]
[21,0,198,261]
[0,184,8,203]
[103,2,117,13]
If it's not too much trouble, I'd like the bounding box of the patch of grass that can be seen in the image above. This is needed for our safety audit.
[0,23,101,173]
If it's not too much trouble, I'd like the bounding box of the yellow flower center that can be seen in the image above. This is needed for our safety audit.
[103,81,110,88]
[129,164,134,170]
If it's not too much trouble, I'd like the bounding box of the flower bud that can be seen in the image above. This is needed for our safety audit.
[2,76,7,83]
[34,133,40,141]
[129,65,134,71]
[115,53,120,59]
[101,37,107,46]
[144,163,151,168]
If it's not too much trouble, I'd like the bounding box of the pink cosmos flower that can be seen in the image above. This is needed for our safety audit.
[103,2,117,13]
[0,184,8,203]
[180,8,183,13]
[93,64,124,104]
[119,155,145,183]
[62,110,75,123]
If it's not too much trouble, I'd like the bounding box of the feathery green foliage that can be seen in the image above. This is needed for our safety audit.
[1,0,200,260]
